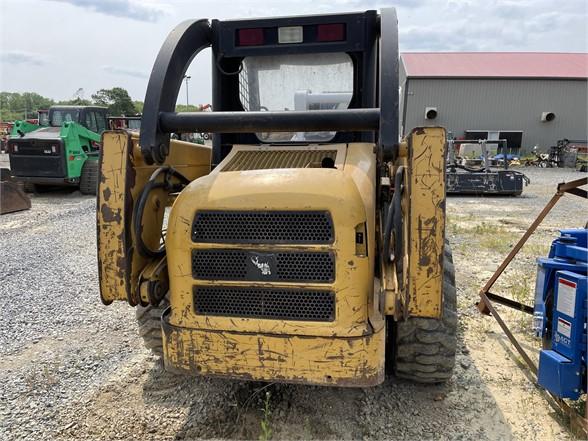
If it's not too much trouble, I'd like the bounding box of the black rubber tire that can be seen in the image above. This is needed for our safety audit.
[79,159,99,195]
[136,297,169,357]
[23,182,36,193]
[393,242,457,383]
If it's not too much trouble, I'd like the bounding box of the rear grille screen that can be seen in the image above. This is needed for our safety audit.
[9,156,66,178]
[192,249,335,283]
[192,211,334,244]
[222,150,338,171]
[194,286,335,321]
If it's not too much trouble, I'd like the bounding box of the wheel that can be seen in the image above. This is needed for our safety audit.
[136,297,169,356]
[23,182,36,193]
[79,159,99,195]
[392,241,457,383]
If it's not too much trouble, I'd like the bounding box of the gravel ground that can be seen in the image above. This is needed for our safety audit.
[0,165,586,440]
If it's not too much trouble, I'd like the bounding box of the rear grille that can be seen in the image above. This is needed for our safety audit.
[194,286,335,321]
[222,150,338,171]
[9,156,66,178]
[192,249,335,283]
[192,211,334,244]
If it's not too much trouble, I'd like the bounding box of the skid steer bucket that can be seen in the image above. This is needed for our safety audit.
[0,168,31,215]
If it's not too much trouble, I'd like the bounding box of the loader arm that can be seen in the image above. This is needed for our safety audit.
[97,131,211,306]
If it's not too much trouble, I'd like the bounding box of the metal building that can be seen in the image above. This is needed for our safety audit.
[400,52,588,154]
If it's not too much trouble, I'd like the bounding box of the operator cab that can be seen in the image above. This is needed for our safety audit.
[48,106,108,133]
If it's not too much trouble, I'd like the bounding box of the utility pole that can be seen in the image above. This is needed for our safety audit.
[183,75,191,108]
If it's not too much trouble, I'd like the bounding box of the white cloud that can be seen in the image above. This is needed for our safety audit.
[101,65,148,79]
[47,0,171,22]
[1,0,586,103]
[0,51,47,66]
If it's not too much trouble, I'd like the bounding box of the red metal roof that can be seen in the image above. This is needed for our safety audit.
[401,52,588,79]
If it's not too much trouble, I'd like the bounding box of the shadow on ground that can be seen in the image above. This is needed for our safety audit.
[135,328,512,440]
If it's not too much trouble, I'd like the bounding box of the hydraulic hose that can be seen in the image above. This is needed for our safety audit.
[133,167,190,259]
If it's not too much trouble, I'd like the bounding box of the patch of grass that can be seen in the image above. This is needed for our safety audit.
[23,364,58,391]
[479,235,512,253]
[522,242,551,257]
[510,274,533,305]
[509,273,535,332]
[259,391,272,441]
[472,222,508,235]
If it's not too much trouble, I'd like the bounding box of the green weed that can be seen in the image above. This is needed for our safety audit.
[259,391,273,441]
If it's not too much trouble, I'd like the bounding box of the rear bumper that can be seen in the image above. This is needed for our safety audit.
[161,309,385,387]
[15,176,78,185]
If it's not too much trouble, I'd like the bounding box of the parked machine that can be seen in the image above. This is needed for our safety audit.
[533,229,587,400]
[6,105,107,194]
[547,139,588,169]
[97,9,458,386]
[0,168,31,214]
[108,115,141,131]
[446,138,529,196]
[478,178,587,434]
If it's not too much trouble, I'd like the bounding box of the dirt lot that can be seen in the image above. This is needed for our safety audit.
[0,166,586,440]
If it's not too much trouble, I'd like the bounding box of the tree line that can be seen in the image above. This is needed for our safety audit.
[0,88,202,122]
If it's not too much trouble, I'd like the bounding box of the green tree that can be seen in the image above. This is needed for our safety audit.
[130,102,202,114]
[0,91,54,121]
[57,97,92,106]
[133,100,144,113]
[91,87,137,116]
[175,104,201,112]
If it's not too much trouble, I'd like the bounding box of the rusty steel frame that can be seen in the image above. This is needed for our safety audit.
[476,177,588,436]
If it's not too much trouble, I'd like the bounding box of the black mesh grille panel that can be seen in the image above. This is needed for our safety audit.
[192,250,247,280]
[221,150,338,171]
[194,286,335,321]
[192,249,335,283]
[275,252,334,282]
[192,211,334,244]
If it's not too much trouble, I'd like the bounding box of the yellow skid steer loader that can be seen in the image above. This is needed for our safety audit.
[97,8,456,386]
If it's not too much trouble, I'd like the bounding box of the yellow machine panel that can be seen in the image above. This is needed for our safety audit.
[159,142,385,386]
[162,316,385,386]
[407,127,447,318]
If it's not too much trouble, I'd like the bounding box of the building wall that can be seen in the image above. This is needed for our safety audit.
[400,76,588,153]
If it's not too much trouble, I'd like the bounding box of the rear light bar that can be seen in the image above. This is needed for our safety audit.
[236,23,347,46]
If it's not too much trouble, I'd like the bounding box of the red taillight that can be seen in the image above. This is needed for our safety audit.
[68,155,75,161]
[317,23,345,42]
[237,28,264,46]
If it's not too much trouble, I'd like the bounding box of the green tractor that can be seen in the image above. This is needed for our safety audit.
[7,106,108,194]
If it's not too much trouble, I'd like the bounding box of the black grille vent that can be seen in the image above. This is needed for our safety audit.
[221,150,338,171]
[194,286,335,321]
[192,249,335,283]
[192,250,247,280]
[276,252,334,282]
[192,211,334,244]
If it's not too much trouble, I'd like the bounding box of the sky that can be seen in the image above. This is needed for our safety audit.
[0,0,586,106]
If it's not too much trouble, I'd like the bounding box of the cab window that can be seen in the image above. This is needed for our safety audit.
[238,52,353,142]
[85,112,98,132]
[95,112,107,132]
